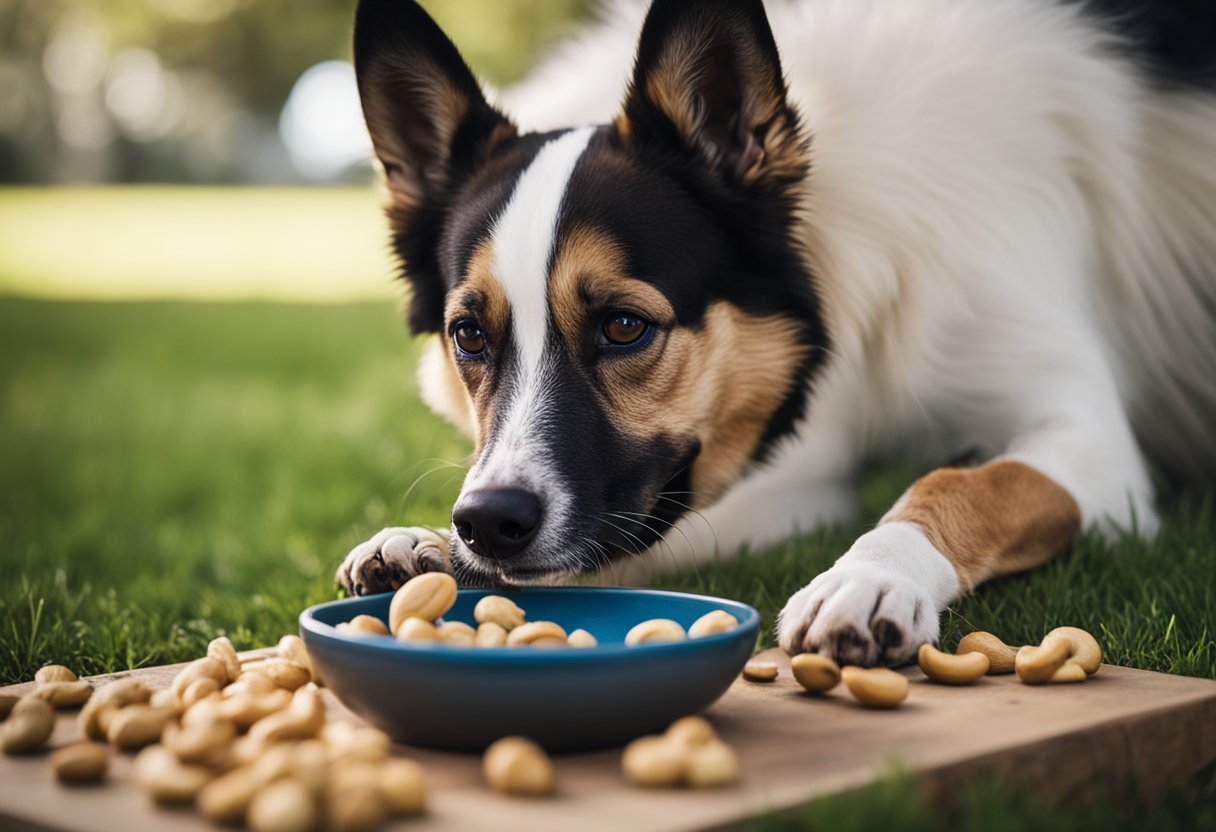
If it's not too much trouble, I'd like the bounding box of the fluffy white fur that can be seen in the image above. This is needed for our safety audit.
[351,0,1216,663]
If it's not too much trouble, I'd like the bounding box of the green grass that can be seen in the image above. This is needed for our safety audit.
[1,297,1213,829]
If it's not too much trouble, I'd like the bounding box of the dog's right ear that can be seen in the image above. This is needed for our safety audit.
[355,0,515,333]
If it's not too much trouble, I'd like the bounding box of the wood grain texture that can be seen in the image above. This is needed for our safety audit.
[1,649,1213,832]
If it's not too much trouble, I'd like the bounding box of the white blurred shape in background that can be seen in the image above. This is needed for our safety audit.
[279,61,372,181]
[105,49,184,143]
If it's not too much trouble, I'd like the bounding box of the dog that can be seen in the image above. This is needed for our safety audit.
[337,0,1216,667]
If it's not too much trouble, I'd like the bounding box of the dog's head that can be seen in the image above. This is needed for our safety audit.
[355,0,828,583]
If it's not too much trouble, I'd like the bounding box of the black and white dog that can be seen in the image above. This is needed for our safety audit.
[338,0,1216,666]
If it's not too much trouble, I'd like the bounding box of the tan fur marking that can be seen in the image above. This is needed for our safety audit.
[885,461,1082,592]
[549,227,675,337]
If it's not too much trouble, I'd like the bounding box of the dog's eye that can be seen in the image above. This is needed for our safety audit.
[453,320,486,356]
[601,312,651,347]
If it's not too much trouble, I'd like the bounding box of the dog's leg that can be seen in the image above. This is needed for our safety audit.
[335,526,452,596]
[778,417,1157,666]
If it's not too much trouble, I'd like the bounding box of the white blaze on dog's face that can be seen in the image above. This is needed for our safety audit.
[355,0,829,582]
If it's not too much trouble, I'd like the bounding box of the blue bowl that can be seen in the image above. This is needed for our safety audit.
[299,587,760,752]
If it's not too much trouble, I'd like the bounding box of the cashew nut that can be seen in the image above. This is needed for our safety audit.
[483,736,556,796]
[163,717,237,764]
[321,722,392,765]
[337,614,390,636]
[474,595,526,631]
[378,758,427,816]
[277,635,316,683]
[688,610,739,639]
[622,717,739,788]
[685,739,740,788]
[150,687,186,718]
[789,653,841,693]
[475,622,508,647]
[247,685,325,746]
[840,666,909,708]
[388,572,458,634]
[197,765,260,824]
[742,660,779,682]
[621,735,687,787]
[224,672,277,699]
[106,704,172,750]
[207,636,242,683]
[624,619,686,646]
[79,677,152,739]
[1050,662,1089,683]
[565,628,598,648]
[1014,638,1071,685]
[1046,627,1102,675]
[182,676,221,707]
[247,777,317,832]
[244,659,311,691]
[506,621,568,646]
[35,665,77,684]
[133,744,213,804]
[955,631,1018,674]
[436,621,477,646]
[664,715,716,748]
[32,680,93,708]
[1,696,55,754]
[50,742,108,784]
[219,689,292,730]
[918,643,990,684]
[172,657,228,699]
[395,618,440,643]
[327,762,387,832]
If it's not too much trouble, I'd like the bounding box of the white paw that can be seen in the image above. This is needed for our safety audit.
[335,526,452,597]
[776,522,959,667]
[777,563,939,666]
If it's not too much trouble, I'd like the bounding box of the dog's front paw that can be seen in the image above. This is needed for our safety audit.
[776,565,938,667]
[336,526,452,597]
[776,523,960,667]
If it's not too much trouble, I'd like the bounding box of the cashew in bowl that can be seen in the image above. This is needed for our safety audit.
[688,610,739,639]
[474,595,526,631]
[389,572,458,634]
[624,619,686,646]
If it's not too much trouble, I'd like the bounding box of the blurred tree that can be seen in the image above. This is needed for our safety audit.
[0,0,592,184]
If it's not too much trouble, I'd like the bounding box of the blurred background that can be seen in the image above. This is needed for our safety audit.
[0,0,590,300]
[0,0,597,679]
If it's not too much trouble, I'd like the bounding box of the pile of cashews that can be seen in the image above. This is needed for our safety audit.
[2,637,427,832]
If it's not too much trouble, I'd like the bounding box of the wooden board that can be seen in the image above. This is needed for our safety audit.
[1,649,1214,832]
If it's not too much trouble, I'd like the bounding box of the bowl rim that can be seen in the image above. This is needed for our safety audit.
[299,586,761,668]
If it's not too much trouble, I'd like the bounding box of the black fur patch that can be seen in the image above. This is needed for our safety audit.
[1077,0,1216,89]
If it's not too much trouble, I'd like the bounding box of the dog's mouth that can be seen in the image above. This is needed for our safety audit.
[449,449,697,585]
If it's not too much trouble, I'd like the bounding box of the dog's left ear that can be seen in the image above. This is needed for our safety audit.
[619,0,806,191]
[354,0,515,333]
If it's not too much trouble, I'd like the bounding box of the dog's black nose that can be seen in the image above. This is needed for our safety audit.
[452,488,542,560]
